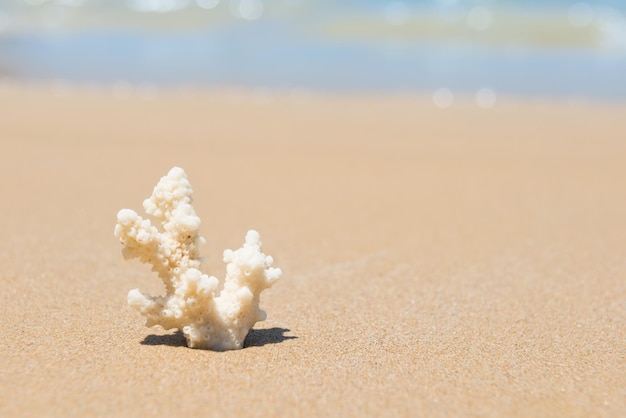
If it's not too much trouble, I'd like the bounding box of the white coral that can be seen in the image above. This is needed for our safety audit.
[114,167,281,350]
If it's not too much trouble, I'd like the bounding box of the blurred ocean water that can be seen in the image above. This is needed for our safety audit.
[0,0,625,99]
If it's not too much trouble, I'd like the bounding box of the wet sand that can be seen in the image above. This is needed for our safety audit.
[1,87,625,416]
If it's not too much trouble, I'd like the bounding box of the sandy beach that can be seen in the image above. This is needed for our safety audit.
[1,88,625,416]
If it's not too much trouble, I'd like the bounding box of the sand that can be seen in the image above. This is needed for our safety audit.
[1,87,625,417]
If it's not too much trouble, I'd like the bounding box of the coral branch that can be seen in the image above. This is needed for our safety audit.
[115,167,281,350]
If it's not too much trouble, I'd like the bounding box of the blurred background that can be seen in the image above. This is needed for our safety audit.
[0,0,625,101]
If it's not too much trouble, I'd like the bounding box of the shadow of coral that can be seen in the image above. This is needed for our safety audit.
[141,331,187,347]
[244,327,297,348]
[140,328,296,348]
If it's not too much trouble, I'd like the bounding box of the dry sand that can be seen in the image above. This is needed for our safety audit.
[1,87,625,417]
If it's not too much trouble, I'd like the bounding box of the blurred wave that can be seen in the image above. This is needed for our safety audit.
[1,0,625,99]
